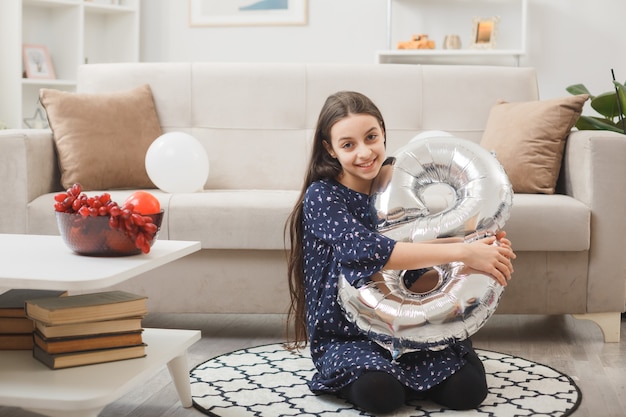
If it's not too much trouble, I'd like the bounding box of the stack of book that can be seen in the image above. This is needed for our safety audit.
[25,290,148,369]
[0,289,67,350]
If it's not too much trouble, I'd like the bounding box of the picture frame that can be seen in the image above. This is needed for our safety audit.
[471,16,500,49]
[22,44,56,80]
[189,0,307,27]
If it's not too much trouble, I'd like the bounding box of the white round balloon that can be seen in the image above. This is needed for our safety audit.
[145,132,209,193]
[410,130,454,142]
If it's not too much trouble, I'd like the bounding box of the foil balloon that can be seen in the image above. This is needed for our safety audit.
[338,136,513,360]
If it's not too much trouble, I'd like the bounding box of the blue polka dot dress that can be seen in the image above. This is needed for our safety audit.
[302,178,471,394]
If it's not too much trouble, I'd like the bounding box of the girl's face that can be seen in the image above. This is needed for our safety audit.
[324,113,386,194]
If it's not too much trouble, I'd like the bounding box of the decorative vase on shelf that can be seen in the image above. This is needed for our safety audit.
[443,35,461,50]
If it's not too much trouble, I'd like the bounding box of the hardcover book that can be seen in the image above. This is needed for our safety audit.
[0,334,34,350]
[25,291,147,326]
[33,343,147,369]
[34,317,144,339]
[0,289,68,318]
[0,317,35,333]
[34,330,144,354]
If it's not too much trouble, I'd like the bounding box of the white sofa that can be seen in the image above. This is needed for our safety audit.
[1,63,625,342]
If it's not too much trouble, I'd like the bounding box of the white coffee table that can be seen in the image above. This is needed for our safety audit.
[0,234,202,417]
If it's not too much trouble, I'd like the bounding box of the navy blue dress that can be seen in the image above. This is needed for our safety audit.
[302,178,470,394]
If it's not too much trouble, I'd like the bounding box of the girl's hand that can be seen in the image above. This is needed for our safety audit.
[462,234,516,287]
[495,230,513,250]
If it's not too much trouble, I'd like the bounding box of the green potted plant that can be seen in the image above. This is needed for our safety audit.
[566,78,626,134]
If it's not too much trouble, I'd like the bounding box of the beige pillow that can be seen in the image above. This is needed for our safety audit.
[40,84,162,191]
[480,94,588,194]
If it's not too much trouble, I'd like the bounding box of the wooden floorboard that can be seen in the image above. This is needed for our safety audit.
[1,313,624,417]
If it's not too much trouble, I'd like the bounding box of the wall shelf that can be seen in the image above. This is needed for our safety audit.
[0,0,139,129]
[378,0,527,66]
[22,79,78,87]
[377,49,526,66]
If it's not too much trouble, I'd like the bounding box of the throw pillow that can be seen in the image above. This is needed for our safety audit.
[480,94,589,194]
[40,84,162,191]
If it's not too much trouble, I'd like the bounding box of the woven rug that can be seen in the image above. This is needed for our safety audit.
[190,343,581,417]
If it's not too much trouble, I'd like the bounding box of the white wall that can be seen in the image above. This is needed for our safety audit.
[140,0,626,104]
[141,0,388,65]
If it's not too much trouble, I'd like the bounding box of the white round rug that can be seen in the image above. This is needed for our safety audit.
[190,343,581,417]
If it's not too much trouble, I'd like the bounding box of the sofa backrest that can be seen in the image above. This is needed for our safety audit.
[77,63,539,191]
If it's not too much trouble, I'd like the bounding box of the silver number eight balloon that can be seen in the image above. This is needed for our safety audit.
[338,135,513,360]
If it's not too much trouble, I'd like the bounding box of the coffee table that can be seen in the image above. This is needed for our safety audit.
[0,233,202,417]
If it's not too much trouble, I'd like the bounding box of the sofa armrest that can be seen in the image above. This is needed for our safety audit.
[560,130,626,312]
[0,129,60,234]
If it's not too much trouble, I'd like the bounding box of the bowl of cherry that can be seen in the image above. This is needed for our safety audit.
[54,185,164,256]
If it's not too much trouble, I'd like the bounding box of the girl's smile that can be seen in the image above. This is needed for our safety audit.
[325,113,386,194]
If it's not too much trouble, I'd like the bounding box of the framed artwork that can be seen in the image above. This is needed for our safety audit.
[22,44,56,80]
[471,16,500,49]
[189,0,307,27]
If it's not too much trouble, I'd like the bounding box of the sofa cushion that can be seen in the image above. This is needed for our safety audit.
[40,84,162,191]
[480,94,588,194]
[27,190,588,252]
[27,188,299,251]
[167,190,299,250]
[505,193,590,251]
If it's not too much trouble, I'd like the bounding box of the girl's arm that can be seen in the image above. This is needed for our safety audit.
[384,233,516,287]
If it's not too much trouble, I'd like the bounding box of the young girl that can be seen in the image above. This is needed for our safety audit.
[285,91,515,414]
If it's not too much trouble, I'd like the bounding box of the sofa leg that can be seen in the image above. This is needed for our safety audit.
[572,312,621,342]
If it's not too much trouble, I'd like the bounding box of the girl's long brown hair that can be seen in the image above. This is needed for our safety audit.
[284,91,386,350]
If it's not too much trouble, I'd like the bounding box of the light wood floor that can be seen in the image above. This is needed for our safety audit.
[2,313,625,417]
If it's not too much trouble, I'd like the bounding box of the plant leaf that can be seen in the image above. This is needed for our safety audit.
[566,83,593,98]
[576,115,623,133]
[590,92,620,119]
